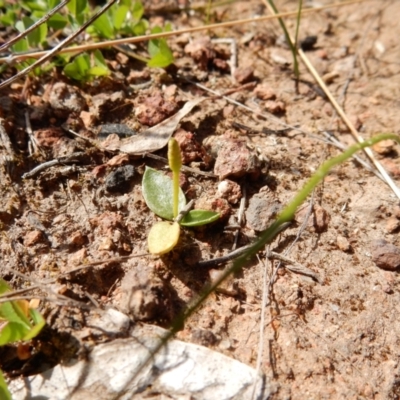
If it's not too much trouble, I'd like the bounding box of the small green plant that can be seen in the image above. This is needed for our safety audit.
[0,278,46,399]
[142,138,219,255]
[0,0,174,82]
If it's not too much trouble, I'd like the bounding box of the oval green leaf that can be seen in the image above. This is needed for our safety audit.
[148,221,180,255]
[180,210,220,227]
[142,167,186,220]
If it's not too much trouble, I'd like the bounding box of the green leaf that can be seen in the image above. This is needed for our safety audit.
[93,49,108,69]
[93,12,114,39]
[112,4,129,30]
[21,1,46,12]
[180,210,220,227]
[132,19,147,36]
[148,221,180,255]
[87,66,109,77]
[48,0,62,9]
[0,321,29,345]
[12,38,29,53]
[142,167,186,220]
[147,40,174,68]
[0,370,12,400]
[131,1,144,21]
[48,13,68,30]
[16,16,47,47]
[63,53,90,80]
[0,10,16,26]
[148,26,163,57]
[23,309,45,340]
[67,0,87,18]
[0,301,31,329]
[0,279,10,295]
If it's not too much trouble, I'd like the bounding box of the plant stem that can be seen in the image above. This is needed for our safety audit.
[168,138,182,219]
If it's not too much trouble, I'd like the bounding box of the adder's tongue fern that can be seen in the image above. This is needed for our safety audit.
[168,138,182,219]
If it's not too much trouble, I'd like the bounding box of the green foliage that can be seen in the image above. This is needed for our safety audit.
[0,370,11,400]
[63,49,109,81]
[0,279,46,345]
[0,278,46,397]
[142,167,186,221]
[180,210,220,227]
[147,25,174,68]
[1,0,174,80]
[143,139,219,255]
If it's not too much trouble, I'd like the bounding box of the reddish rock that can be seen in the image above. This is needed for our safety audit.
[49,82,87,118]
[337,235,351,252]
[119,265,173,321]
[386,217,400,233]
[254,84,277,100]
[313,205,330,232]
[135,90,178,126]
[213,58,230,71]
[67,248,87,267]
[214,137,261,180]
[373,140,396,156]
[370,239,400,270]
[24,230,42,246]
[184,37,215,70]
[34,127,65,147]
[234,66,255,84]
[195,197,231,221]
[106,154,130,167]
[90,91,126,121]
[264,100,286,114]
[174,128,211,167]
[380,159,400,178]
[126,69,151,84]
[90,212,124,235]
[217,180,242,205]
[69,231,86,246]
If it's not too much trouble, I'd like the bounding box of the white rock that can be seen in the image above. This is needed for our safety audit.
[10,325,269,400]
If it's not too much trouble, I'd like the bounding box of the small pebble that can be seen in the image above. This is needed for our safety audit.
[313,205,330,232]
[386,217,400,233]
[234,66,255,84]
[370,239,400,270]
[24,230,42,246]
[337,235,351,252]
[105,165,135,193]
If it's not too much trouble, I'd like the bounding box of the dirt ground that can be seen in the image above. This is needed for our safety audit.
[1,0,400,398]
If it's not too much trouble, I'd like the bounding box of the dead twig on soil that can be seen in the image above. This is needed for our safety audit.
[22,152,85,179]
[197,226,323,284]
[24,111,44,156]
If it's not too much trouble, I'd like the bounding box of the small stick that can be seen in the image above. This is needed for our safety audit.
[232,185,246,250]
[24,111,43,156]
[22,152,85,179]
[211,38,237,81]
[175,200,194,224]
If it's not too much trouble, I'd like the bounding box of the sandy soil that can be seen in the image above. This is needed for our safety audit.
[1,0,400,398]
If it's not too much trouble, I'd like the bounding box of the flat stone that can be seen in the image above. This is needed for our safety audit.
[370,239,400,270]
[105,165,135,193]
[245,187,280,231]
[214,137,261,180]
[9,325,270,400]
